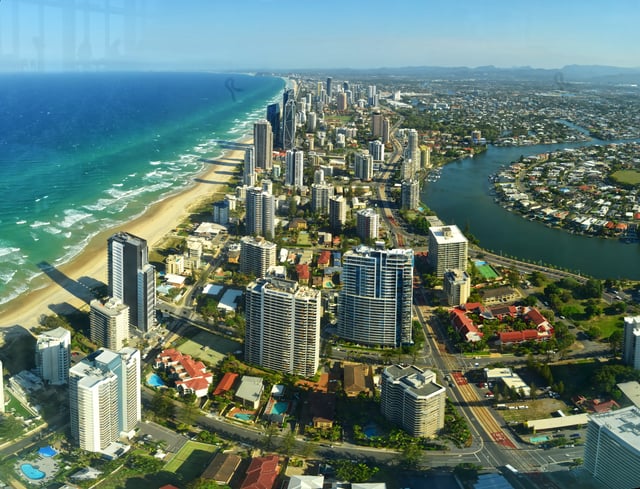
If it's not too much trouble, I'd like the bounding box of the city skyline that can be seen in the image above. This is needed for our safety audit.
[1,0,640,71]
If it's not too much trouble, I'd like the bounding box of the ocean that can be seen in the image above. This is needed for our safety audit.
[0,72,284,305]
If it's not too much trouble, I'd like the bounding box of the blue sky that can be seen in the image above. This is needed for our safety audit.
[0,0,639,71]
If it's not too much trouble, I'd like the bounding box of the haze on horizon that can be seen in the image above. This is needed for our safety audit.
[0,0,638,72]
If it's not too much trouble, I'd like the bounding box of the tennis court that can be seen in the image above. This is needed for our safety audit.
[474,260,499,280]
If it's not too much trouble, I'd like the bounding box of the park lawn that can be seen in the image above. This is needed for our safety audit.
[610,169,640,186]
[164,440,218,479]
[5,391,36,419]
[579,314,624,339]
[178,330,242,366]
[297,232,311,246]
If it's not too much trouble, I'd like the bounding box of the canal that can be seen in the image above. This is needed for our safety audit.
[422,141,640,280]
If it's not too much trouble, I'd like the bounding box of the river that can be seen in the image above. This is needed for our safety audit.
[422,140,640,280]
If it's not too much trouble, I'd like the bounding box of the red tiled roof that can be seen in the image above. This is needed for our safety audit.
[450,308,482,338]
[499,329,541,344]
[240,455,279,489]
[318,250,331,265]
[296,264,310,280]
[524,308,547,327]
[213,372,239,396]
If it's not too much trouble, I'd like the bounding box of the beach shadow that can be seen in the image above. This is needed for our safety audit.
[193,179,230,185]
[210,140,252,150]
[199,158,239,167]
[37,262,98,306]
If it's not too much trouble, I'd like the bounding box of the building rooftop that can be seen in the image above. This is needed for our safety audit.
[429,224,467,244]
[589,405,640,454]
[618,381,640,409]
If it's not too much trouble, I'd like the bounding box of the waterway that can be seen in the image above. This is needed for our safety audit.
[422,140,640,280]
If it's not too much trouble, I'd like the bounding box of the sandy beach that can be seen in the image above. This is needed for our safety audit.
[0,143,248,331]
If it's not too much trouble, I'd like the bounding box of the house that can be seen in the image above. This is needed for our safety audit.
[213,372,239,397]
[287,476,324,489]
[289,218,308,231]
[236,376,264,409]
[479,286,519,305]
[343,364,374,397]
[317,250,331,269]
[239,455,279,489]
[308,391,336,428]
[202,452,242,485]
[296,264,310,285]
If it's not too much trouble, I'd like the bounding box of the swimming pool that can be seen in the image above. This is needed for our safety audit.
[148,373,165,387]
[21,464,45,480]
[234,413,252,421]
[38,445,57,458]
[363,424,382,438]
[271,401,288,415]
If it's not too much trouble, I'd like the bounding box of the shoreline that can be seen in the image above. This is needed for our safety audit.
[0,139,250,331]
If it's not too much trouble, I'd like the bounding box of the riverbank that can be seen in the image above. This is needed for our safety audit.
[0,142,249,330]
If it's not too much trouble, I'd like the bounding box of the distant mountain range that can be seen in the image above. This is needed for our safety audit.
[277,65,640,85]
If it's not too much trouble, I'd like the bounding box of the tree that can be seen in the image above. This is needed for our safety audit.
[262,423,280,452]
[609,329,624,357]
[150,391,175,420]
[187,478,229,489]
[280,430,297,457]
[334,460,379,483]
[397,441,422,469]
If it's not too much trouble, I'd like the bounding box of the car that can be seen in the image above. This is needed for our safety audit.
[474,362,480,367]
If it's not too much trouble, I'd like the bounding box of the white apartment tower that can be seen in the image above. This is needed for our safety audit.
[245,277,321,377]
[401,179,420,210]
[69,348,141,453]
[245,186,275,239]
[381,365,446,438]
[623,316,640,370]
[369,139,385,161]
[35,326,71,385]
[407,129,420,174]
[244,146,256,186]
[90,298,130,351]
[427,225,468,278]
[583,406,640,489]
[0,360,5,413]
[311,182,334,214]
[285,148,305,188]
[443,269,471,306]
[354,151,374,181]
[329,195,348,231]
[338,246,413,347]
[253,120,273,170]
[356,208,379,242]
[240,236,277,279]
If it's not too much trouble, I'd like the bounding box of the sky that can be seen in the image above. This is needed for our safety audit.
[0,0,639,71]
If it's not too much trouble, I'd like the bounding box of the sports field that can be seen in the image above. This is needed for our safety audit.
[179,330,242,365]
[164,440,218,478]
[474,260,500,280]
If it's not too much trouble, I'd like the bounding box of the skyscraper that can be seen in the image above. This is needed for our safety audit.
[427,225,468,278]
[240,236,277,278]
[356,208,379,242]
[369,139,385,161]
[443,269,471,306]
[381,365,446,438]
[329,195,347,231]
[401,179,420,210]
[69,348,141,453]
[311,182,334,214]
[107,232,156,332]
[336,92,347,111]
[266,102,281,148]
[253,120,273,170]
[90,298,130,351]
[354,151,374,181]
[282,90,296,150]
[583,406,640,489]
[407,129,420,174]
[244,146,256,186]
[0,360,4,414]
[245,187,275,239]
[338,246,413,347]
[623,316,640,370]
[326,77,333,98]
[245,277,321,377]
[35,326,71,385]
[285,148,304,188]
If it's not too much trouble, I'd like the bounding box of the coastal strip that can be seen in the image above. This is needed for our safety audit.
[0,141,249,330]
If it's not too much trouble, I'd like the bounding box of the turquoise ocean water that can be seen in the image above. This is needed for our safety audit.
[0,72,284,305]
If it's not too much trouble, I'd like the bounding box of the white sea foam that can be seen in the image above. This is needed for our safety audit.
[16,220,27,225]
[0,246,20,258]
[30,220,50,228]
[150,160,162,166]
[60,209,93,229]
[44,226,62,235]
[0,269,16,283]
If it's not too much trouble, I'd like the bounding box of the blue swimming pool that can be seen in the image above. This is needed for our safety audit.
[148,373,165,387]
[38,445,57,458]
[234,413,252,421]
[21,464,45,480]
[363,424,382,438]
[271,401,288,415]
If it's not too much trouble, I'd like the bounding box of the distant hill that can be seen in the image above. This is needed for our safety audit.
[277,64,640,85]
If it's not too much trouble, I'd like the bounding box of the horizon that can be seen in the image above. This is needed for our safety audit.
[1,0,639,72]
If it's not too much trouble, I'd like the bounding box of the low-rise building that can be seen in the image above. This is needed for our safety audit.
[236,376,264,409]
